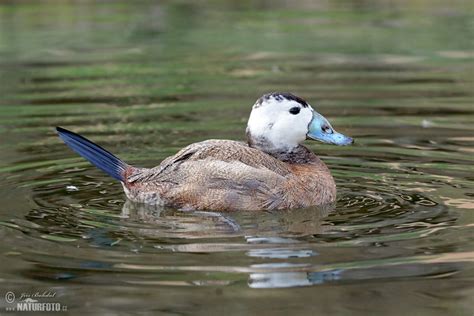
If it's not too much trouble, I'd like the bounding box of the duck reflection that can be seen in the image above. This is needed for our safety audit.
[121,200,242,238]
[121,200,333,239]
[249,268,343,289]
[122,201,337,288]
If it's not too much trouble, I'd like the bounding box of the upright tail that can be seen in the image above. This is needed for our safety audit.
[56,127,129,182]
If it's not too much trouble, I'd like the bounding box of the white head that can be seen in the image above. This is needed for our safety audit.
[246,93,353,152]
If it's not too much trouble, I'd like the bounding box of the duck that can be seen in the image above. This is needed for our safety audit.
[56,92,353,211]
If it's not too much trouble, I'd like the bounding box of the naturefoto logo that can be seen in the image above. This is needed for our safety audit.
[4,291,67,312]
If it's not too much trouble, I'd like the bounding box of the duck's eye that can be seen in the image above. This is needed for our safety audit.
[289,107,300,115]
[322,125,333,134]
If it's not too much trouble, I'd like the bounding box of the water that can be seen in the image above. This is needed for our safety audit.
[0,1,473,314]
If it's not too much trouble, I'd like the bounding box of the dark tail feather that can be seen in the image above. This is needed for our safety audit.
[56,127,128,182]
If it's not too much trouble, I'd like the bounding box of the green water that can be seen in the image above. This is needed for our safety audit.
[0,1,473,314]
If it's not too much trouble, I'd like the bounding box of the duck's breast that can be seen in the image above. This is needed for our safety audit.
[284,162,337,207]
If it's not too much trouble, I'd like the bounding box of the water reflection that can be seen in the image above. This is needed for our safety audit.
[249,269,343,289]
[112,201,335,288]
[121,200,333,238]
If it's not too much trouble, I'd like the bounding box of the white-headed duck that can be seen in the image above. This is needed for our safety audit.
[57,92,353,211]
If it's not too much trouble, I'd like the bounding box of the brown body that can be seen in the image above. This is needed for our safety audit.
[122,140,336,211]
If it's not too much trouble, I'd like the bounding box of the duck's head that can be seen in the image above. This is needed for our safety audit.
[246,92,353,152]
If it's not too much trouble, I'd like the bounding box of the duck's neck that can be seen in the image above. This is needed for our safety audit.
[268,145,319,164]
[247,132,318,164]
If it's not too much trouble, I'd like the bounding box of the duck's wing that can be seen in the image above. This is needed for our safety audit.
[163,159,288,210]
[127,139,291,184]
[124,140,292,210]
[167,139,291,174]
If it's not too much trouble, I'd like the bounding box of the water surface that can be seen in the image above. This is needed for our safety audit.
[0,1,473,315]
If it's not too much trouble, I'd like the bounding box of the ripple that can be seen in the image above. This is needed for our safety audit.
[0,158,467,291]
